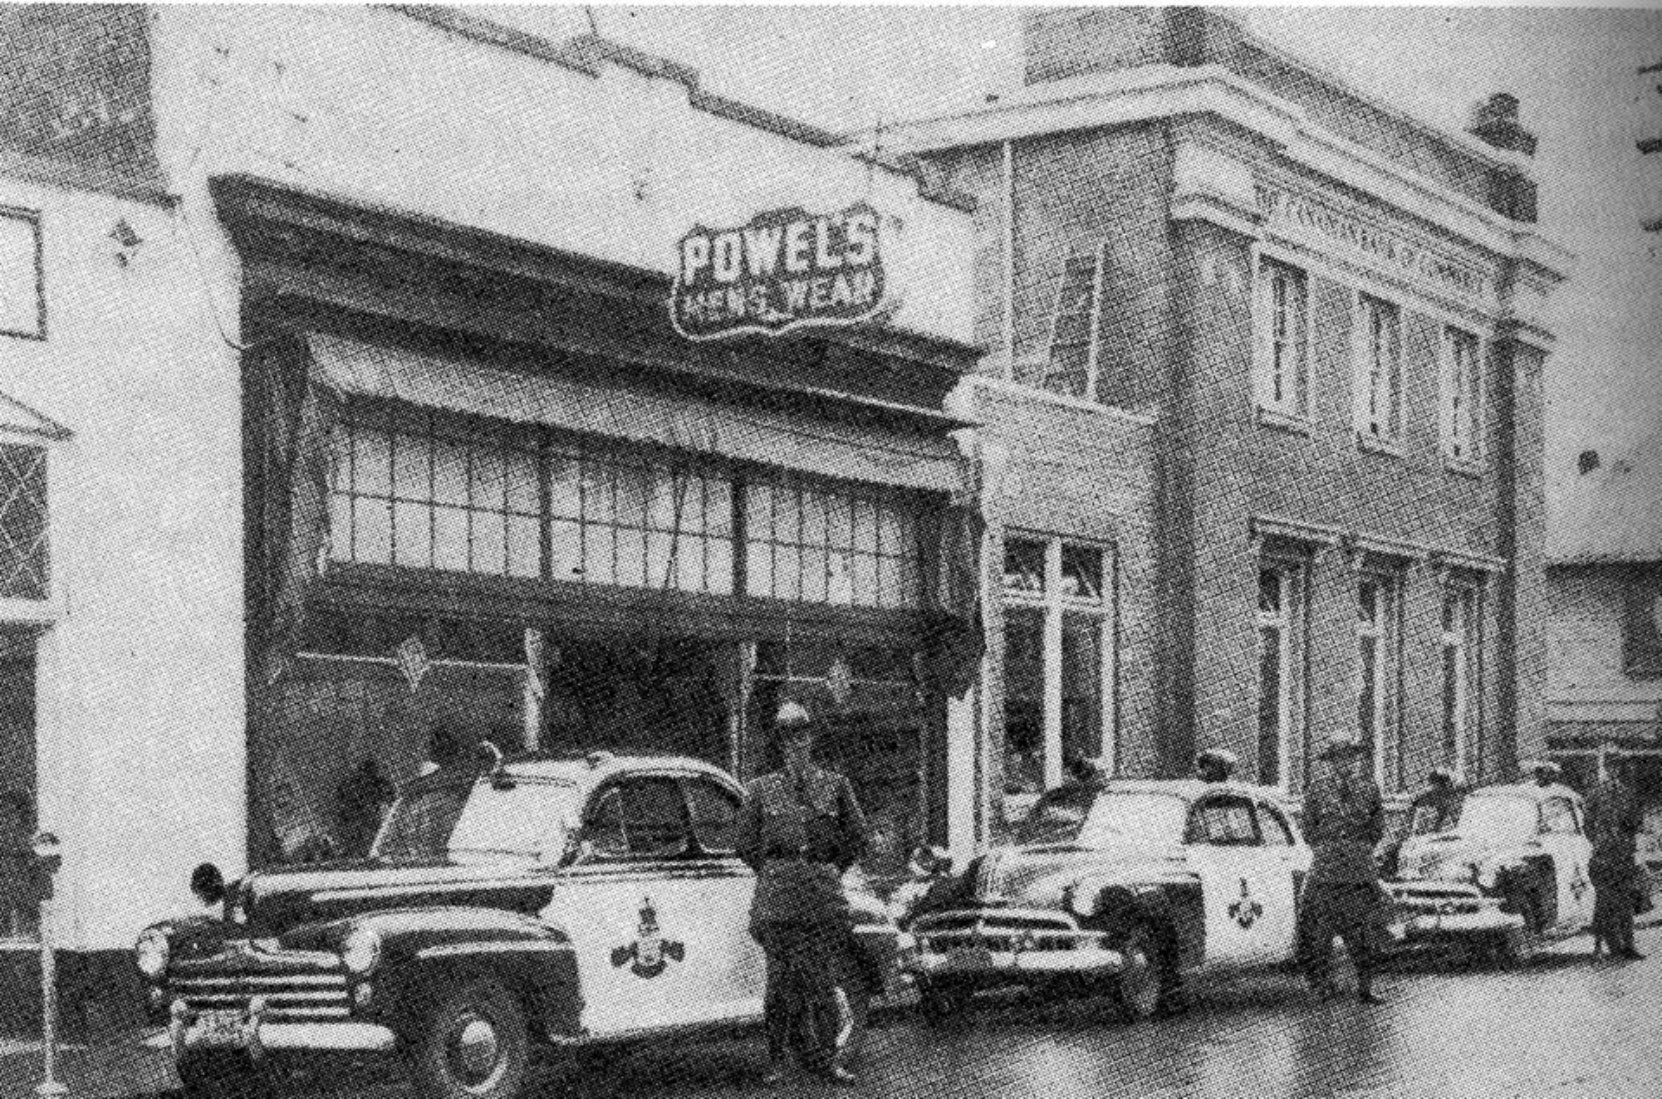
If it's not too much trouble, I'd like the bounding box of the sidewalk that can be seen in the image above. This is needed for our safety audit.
[0,1029,177,1099]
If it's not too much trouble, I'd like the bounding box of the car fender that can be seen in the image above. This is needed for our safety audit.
[293,905,583,1039]
[1074,869,1204,970]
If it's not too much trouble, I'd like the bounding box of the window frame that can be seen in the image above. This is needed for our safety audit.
[999,532,1116,795]
[1256,557,1304,790]
[1356,570,1402,793]
[1253,256,1310,421]
[581,776,694,862]
[1440,579,1483,776]
[0,442,48,602]
[0,206,45,342]
[1037,242,1107,401]
[1353,292,1403,447]
[1439,325,1484,466]
[681,775,742,857]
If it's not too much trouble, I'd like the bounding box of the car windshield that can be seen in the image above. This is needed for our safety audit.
[1015,788,1188,850]
[1453,794,1538,845]
[1408,795,1465,836]
[374,778,583,863]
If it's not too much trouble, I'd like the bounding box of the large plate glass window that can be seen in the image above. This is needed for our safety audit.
[744,476,921,609]
[1255,257,1308,418]
[998,534,1114,829]
[1257,559,1303,789]
[1355,294,1402,443]
[1440,326,1483,463]
[1357,572,1401,792]
[1441,580,1482,774]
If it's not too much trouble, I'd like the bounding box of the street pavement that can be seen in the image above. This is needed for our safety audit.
[5,928,1657,1099]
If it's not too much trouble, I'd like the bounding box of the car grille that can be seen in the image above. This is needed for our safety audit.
[1390,882,1486,916]
[912,908,1089,953]
[170,948,350,1022]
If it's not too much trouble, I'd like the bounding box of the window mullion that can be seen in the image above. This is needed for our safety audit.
[1043,539,1064,789]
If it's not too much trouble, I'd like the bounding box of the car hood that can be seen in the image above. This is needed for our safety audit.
[1394,832,1502,883]
[227,855,557,939]
[975,843,1183,909]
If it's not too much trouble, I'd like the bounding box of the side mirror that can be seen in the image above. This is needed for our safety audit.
[191,862,227,907]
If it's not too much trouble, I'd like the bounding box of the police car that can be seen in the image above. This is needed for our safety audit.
[903,779,1311,1022]
[1386,781,1595,962]
[135,750,902,1098]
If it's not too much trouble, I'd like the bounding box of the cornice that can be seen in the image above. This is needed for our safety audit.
[881,65,1571,278]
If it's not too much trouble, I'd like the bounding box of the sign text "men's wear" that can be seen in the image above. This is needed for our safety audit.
[671,203,885,340]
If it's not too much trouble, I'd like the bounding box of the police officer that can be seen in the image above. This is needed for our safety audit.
[1587,755,1644,961]
[1195,748,1238,784]
[1415,766,1464,832]
[1299,730,1388,1004]
[736,702,868,1087]
[1523,758,1563,788]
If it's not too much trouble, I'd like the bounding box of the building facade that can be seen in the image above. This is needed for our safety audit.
[890,7,1569,815]
[2,4,979,1030]
[1547,440,1662,868]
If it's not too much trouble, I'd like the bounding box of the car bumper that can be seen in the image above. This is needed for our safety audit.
[150,1002,397,1059]
[904,916,1125,981]
[1394,909,1524,939]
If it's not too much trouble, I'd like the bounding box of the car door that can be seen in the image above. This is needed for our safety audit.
[1537,795,1593,932]
[1184,793,1282,969]
[1251,798,1309,965]
[553,774,712,1036]
[680,774,766,1024]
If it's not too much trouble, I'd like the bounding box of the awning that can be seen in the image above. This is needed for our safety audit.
[307,333,967,494]
[1547,720,1662,748]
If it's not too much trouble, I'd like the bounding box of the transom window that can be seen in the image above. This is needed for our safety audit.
[1355,294,1402,442]
[1441,327,1482,463]
[1254,258,1308,417]
[328,407,923,609]
[0,443,47,601]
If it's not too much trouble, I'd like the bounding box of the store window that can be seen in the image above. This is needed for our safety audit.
[1257,561,1303,788]
[1028,245,1104,400]
[999,534,1114,820]
[1355,294,1402,443]
[1441,326,1483,463]
[1254,258,1309,419]
[1441,582,1482,773]
[1621,581,1662,679]
[0,443,47,601]
[0,632,37,940]
[1357,573,1400,791]
[744,477,921,609]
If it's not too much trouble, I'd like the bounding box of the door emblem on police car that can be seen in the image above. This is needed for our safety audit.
[1571,868,1590,902]
[1228,879,1263,929]
[611,898,685,979]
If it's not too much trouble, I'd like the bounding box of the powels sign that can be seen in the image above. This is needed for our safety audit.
[670,203,886,341]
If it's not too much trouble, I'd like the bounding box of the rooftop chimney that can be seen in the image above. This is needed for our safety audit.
[1469,92,1537,156]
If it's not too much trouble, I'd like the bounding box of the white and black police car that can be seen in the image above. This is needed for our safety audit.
[1386,781,1596,962]
[136,749,902,1099]
[902,778,1311,1023]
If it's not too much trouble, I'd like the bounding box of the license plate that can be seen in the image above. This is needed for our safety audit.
[194,1010,250,1049]
[945,944,994,971]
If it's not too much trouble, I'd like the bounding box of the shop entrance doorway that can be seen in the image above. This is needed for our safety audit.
[0,631,37,940]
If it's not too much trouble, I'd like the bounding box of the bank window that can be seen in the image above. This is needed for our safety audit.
[1035,244,1104,401]
[1355,294,1402,443]
[999,535,1114,821]
[1358,574,1401,791]
[1257,560,1303,789]
[0,443,47,600]
[1441,582,1481,774]
[744,478,920,609]
[1254,258,1308,418]
[1441,327,1482,463]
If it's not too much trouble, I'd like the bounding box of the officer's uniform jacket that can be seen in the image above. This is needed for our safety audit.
[1301,768,1385,886]
[736,765,867,929]
[1586,775,1641,886]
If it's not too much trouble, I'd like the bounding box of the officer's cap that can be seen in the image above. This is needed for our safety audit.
[1427,765,1464,787]
[1522,758,1561,783]
[1317,730,1367,760]
[774,701,813,737]
[1196,748,1238,775]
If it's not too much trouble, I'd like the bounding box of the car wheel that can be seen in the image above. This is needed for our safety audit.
[1494,897,1544,968]
[915,978,972,1026]
[407,976,530,1099]
[176,1050,272,1099]
[1108,925,1164,1024]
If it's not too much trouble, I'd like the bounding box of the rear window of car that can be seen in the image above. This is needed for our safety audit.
[1257,802,1296,846]
[685,778,740,854]
[1186,796,1262,846]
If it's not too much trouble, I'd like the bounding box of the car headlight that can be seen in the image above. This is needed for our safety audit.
[341,926,382,976]
[136,929,170,981]
[1474,862,1499,891]
[1068,887,1095,919]
[1431,859,1477,883]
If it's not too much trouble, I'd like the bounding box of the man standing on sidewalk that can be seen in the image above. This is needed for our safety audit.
[1300,730,1388,1005]
[1587,754,1645,961]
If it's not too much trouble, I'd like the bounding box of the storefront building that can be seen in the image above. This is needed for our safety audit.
[886,7,1570,808]
[1547,442,1662,871]
[2,4,979,1030]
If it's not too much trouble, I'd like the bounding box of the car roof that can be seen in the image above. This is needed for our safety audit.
[501,752,740,790]
[1097,778,1291,805]
[1468,782,1582,803]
